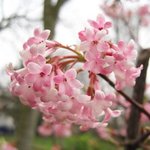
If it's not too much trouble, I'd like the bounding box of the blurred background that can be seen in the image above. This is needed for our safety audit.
[0,0,150,150]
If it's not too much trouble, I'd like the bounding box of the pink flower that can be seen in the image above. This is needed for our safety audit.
[25,62,52,91]
[38,122,52,137]
[54,68,83,96]
[90,90,121,122]
[1,143,17,150]
[26,28,50,46]
[7,14,141,130]
[114,61,142,90]
[84,49,114,74]
[138,5,150,17]
[21,28,56,66]
[53,123,72,137]
[138,5,150,26]
[38,121,72,137]
[79,28,108,52]
[88,14,112,30]
[117,40,137,60]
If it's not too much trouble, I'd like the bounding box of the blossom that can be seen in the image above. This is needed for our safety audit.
[1,143,17,150]
[84,49,114,74]
[25,28,50,47]
[79,28,108,52]
[38,122,52,137]
[25,62,52,91]
[88,14,112,30]
[7,14,142,130]
[90,90,121,121]
[54,68,83,96]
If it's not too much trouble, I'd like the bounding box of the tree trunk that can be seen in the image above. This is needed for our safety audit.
[15,1,68,150]
[15,104,39,150]
[43,0,68,39]
[125,50,150,150]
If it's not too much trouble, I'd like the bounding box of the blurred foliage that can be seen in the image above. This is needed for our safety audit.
[0,132,116,150]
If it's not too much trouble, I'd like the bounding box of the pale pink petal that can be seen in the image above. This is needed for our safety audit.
[42,64,52,75]
[19,51,31,62]
[105,93,116,101]
[88,20,99,28]
[59,83,66,94]
[104,22,112,28]
[24,73,36,84]
[27,37,37,46]
[58,99,73,111]
[126,40,137,59]
[78,30,87,41]
[34,28,41,36]
[41,88,58,102]
[83,61,99,73]
[68,79,83,89]
[46,41,57,48]
[36,42,46,54]
[102,112,111,123]
[97,14,105,25]
[43,76,51,87]
[6,63,14,75]
[33,79,43,91]
[76,94,91,104]
[80,41,91,51]
[27,62,41,74]
[118,40,125,50]
[23,42,28,50]
[38,123,52,137]
[40,30,50,40]
[97,42,110,51]
[94,90,105,100]
[65,68,76,79]
[84,28,95,41]
[34,55,46,65]
[53,75,64,84]
[95,30,107,41]
[85,50,97,60]
[107,108,122,117]
[30,46,37,55]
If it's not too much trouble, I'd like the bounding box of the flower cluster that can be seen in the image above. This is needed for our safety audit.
[102,1,150,27]
[1,143,17,150]
[38,122,72,137]
[7,15,142,130]
[79,14,142,90]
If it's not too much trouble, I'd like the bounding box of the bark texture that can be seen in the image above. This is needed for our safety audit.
[15,1,68,150]
[125,49,150,150]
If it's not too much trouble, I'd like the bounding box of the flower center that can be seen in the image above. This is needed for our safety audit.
[40,72,45,77]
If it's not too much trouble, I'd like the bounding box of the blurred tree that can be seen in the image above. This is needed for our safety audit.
[1,0,150,150]
[126,49,150,150]
[14,1,69,150]
[44,0,69,39]
[101,1,150,149]
[0,0,68,150]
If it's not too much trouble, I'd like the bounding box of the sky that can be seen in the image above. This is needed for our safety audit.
[0,0,101,69]
[0,0,150,85]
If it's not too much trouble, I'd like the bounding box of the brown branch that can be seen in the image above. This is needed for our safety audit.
[55,0,69,11]
[44,0,69,38]
[0,15,22,30]
[0,15,39,31]
[125,131,150,149]
[125,49,150,150]
[133,131,150,147]
[99,74,150,120]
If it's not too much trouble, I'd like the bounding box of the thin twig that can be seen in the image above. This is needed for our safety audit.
[125,131,150,149]
[99,74,150,120]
